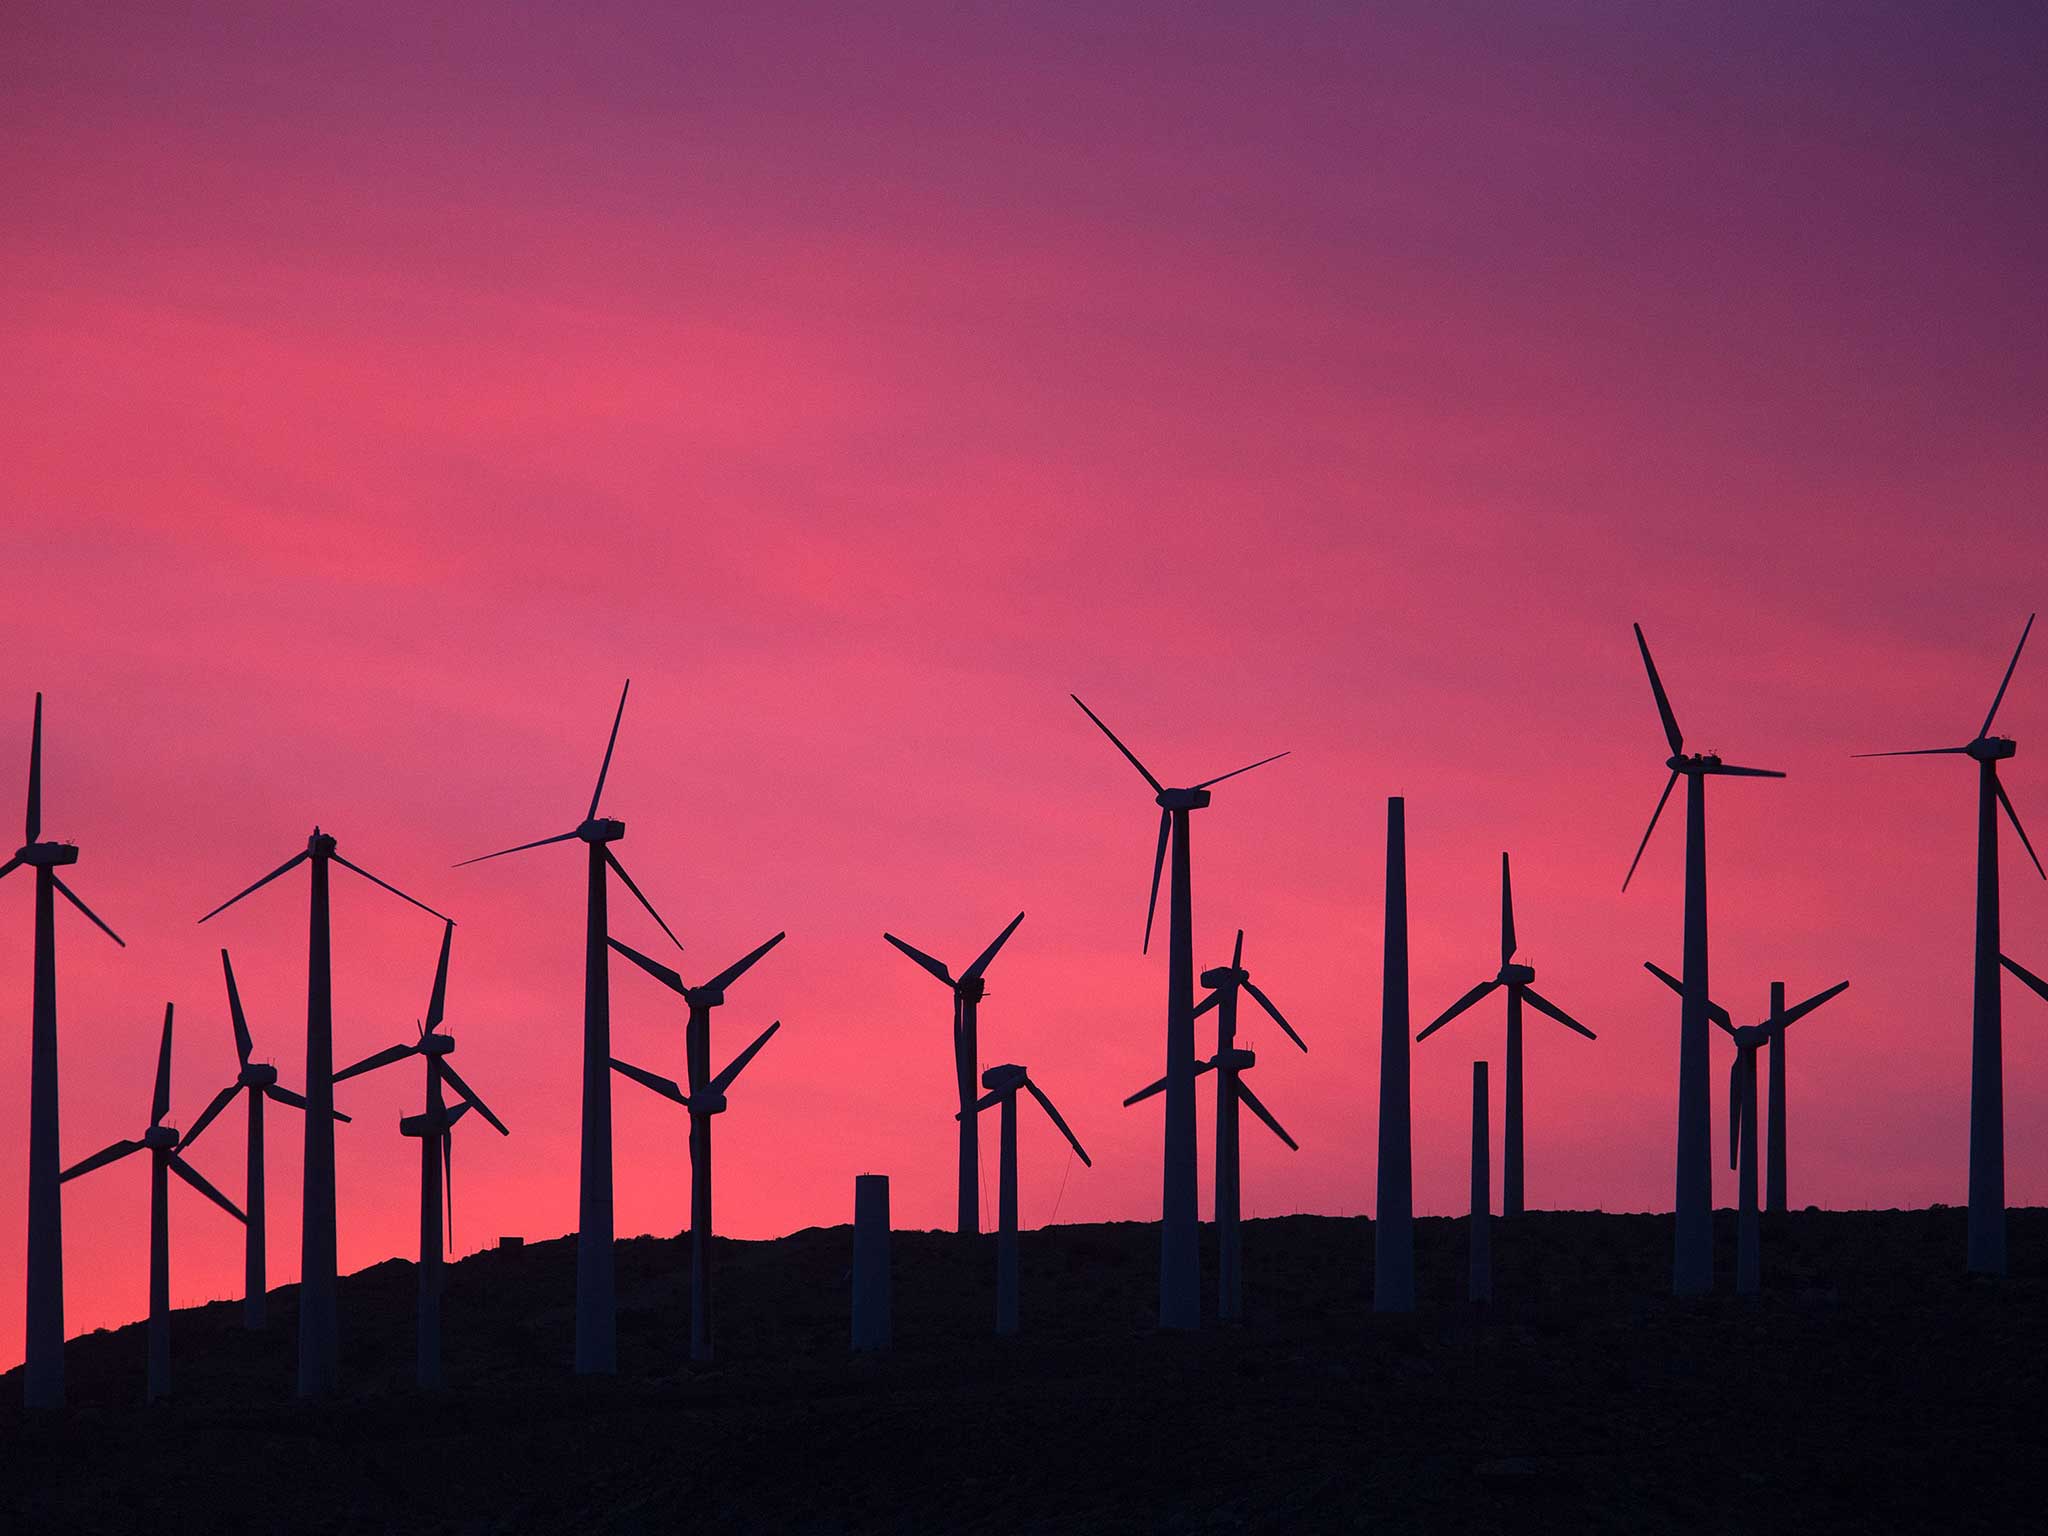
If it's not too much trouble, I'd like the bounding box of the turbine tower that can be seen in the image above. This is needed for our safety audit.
[177,948,350,1330]
[1856,614,2041,1275]
[1123,930,1305,1324]
[455,681,683,1375]
[1070,694,1287,1331]
[1624,623,1784,1296]
[199,827,448,1396]
[610,930,785,1363]
[883,912,1025,1235]
[1418,853,1595,1217]
[960,1063,1091,1336]
[61,1004,245,1403]
[1648,965,1849,1293]
[1376,796,1415,1312]
[3,693,125,1410]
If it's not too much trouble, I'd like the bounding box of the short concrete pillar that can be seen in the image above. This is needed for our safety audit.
[1469,1061,1491,1304]
[852,1174,891,1352]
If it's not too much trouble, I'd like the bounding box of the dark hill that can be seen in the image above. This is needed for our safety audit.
[5,1208,2046,1533]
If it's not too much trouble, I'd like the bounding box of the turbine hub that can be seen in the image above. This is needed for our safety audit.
[1156,787,1212,812]
[14,841,78,868]
[239,1063,278,1088]
[143,1126,179,1151]
[578,817,626,843]
[1969,737,2017,762]
[1501,962,1536,986]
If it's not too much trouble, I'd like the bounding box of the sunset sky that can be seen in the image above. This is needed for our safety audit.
[4,2,2046,1363]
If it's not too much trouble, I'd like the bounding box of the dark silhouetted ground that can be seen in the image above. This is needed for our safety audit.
[5,1208,2045,1532]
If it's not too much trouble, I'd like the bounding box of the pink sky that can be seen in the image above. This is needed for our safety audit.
[3,2,2046,1362]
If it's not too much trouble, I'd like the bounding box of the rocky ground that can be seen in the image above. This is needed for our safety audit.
[4,1207,2046,1533]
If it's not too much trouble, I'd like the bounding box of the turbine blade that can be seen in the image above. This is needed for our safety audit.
[1642,962,1732,1029]
[440,1062,508,1136]
[1142,808,1169,954]
[26,692,42,843]
[1232,929,1244,968]
[169,1155,246,1222]
[1522,986,1596,1041]
[609,1057,688,1106]
[704,932,786,997]
[51,875,125,947]
[1850,746,1972,758]
[198,849,309,923]
[1729,1054,1743,1170]
[964,1086,1003,1116]
[1501,852,1516,965]
[2001,953,2048,1005]
[443,1132,455,1252]
[1634,623,1684,754]
[1022,1078,1091,1167]
[261,1082,352,1122]
[883,933,954,988]
[1193,988,1221,1018]
[221,949,253,1066]
[151,1003,175,1127]
[330,853,449,922]
[332,1042,417,1082]
[179,1083,241,1152]
[961,911,1025,984]
[61,1138,143,1181]
[589,679,631,822]
[603,849,684,952]
[0,855,20,882]
[1243,979,1305,1052]
[424,920,454,1033]
[1191,750,1290,791]
[1701,763,1786,779]
[1122,1072,1169,1108]
[1237,1080,1298,1151]
[1623,771,1680,892]
[1416,979,1497,1042]
[1774,980,1850,1034]
[1980,612,2035,740]
[453,829,580,868]
[608,936,686,994]
[1995,777,2046,880]
[711,1020,782,1095]
[1070,694,1163,793]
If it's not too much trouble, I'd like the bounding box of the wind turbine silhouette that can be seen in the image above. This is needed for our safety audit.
[1624,624,1784,1296]
[5,694,126,1410]
[1647,965,1849,1293]
[1418,854,1594,1217]
[883,912,1026,1235]
[334,921,509,1389]
[176,948,349,1330]
[61,1004,245,1403]
[1070,694,1287,1331]
[609,930,785,1364]
[1123,930,1304,1324]
[199,827,448,1397]
[1856,614,2042,1275]
[455,680,682,1375]
[960,1063,1090,1336]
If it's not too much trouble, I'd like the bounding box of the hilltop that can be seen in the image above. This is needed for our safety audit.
[5,1209,2046,1533]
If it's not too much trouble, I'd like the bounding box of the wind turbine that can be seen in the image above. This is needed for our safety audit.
[1418,853,1595,1217]
[609,930,785,1363]
[882,911,1025,1235]
[1647,965,1849,1293]
[4,693,124,1410]
[334,921,509,1389]
[1856,614,2042,1275]
[960,1063,1091,1336]
[177,948,350,1330]
[1624,624,1785,1296]
[1070,694,1287,1331]
[61,1004,245,1403]
[199,826,448,1397]
[1123,929,1305,1323]
[454,680,683,1375]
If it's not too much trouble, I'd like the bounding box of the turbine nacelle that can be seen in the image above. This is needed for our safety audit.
[420,1033,456,1057]
[956,976,987,1004]
[693,1090,729,1116]
[981,1063,1028,1095]
[687,986,727,1009]
[1199,964,1246,989]
[1969,736,2017,762]
[1668,752,1722,773]
[1499,961,1536,986]
[399,1107,467,1138]
[308,828,337,857]
[237,1062,279,1089]
[142,1126,179,1152]
[577,816,626,844]
[1217,1046,1256,1071]
[14,840,78,868]
[1155,787,1212,812]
